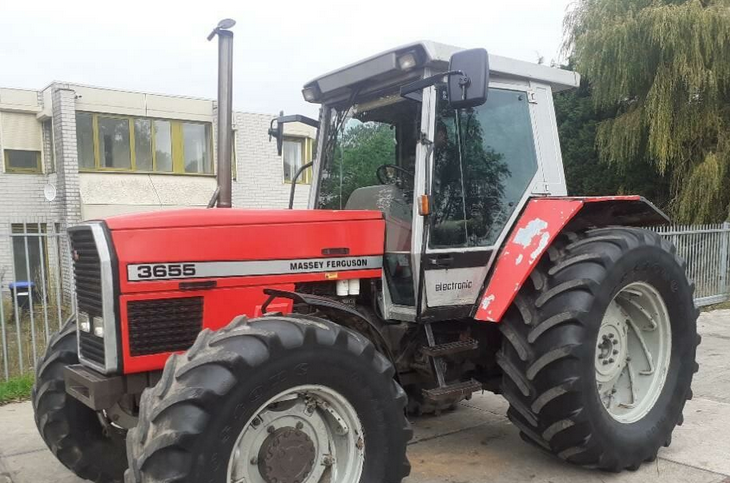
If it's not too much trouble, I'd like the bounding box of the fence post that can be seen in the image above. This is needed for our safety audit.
[721,222,730,299]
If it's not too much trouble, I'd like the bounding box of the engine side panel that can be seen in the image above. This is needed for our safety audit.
[110,216,385,373]
[473,196,668,322]
[112,218,385,294]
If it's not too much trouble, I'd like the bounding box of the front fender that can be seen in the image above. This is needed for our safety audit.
[472,196,669,322]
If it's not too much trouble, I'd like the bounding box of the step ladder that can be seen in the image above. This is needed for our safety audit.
[421,324,483,403]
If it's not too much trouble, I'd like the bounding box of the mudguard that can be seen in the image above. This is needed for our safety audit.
[473,196,669,322]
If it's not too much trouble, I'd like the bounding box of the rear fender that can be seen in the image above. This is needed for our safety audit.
[472,196,669,322]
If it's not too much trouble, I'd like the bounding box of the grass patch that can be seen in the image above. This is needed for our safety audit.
[701,299,730,312]
[0,373,34,405]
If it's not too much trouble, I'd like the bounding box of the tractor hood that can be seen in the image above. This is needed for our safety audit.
[102,208,384,230]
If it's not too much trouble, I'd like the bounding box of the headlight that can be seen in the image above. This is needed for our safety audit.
[79,312,91,332]
[92,316,104,338]
[397,52,418,71]
[302,85,321,103]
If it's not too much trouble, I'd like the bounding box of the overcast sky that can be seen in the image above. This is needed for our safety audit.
[0,0,574,117]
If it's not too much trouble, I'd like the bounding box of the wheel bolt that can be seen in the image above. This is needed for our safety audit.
[613,339,619,345]
[608,333,615,339]
[250,456,258,465]
[323,455,334,467]
[608,358,615,363]
[626,357,632,362]
[296,422,304,430]
[613,350,619,355]
[603,360,609,365]
[612,388,617,394]
[267,426,276,434]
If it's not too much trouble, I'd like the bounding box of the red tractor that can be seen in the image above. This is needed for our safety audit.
[32,34,699,483]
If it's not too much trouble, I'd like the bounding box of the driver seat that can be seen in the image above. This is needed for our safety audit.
[346,185,415,305]
[345,185,412,251]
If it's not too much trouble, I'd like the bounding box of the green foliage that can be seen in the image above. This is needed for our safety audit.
[555,76,671,205]
[319,122,396,209]
[431,106,510,247]
[0,373,34,405]
[565,0,730,222]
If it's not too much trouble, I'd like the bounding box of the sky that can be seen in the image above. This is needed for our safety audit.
[0,0,574,118]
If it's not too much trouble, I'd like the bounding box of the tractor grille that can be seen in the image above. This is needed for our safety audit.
[127,297,204,356]
[69,227,105,366]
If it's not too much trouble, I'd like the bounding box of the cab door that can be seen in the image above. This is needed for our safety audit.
[418,83,541,319]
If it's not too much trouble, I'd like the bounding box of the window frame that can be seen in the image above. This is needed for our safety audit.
[282,135,313,185]
[77,112,214,176]
[4,149,42,174]
[426,83,543,253]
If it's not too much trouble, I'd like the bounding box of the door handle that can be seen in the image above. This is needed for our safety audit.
[429,255,454,267]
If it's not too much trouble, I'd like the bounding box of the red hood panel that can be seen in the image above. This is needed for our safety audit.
[103,208,384,230]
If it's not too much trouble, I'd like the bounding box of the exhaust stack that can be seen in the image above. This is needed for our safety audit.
[207,19,236,208]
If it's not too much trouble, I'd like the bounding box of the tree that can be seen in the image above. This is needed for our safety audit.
[564,0,730,223]
[319,122,396,209]
[554,70,671,206]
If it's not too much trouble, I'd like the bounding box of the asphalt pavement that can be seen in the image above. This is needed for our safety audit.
[2,310,730,483]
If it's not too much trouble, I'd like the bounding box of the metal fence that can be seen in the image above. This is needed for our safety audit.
[652,223,730,307]
[1,222,729,382]
[1,223,73,381]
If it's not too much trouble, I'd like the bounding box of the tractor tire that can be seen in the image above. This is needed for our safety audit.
[125,314,412,483]
[32,318,128,483]
[497,227,699,471]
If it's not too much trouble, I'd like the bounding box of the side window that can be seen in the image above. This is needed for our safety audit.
[430,86,539,248]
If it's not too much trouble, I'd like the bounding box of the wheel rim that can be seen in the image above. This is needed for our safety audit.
[595,282,672,424]
[226,384,365,483]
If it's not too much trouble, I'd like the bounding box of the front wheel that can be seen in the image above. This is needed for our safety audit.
[32,318,127,483]
[125,314,412,483]
[498,227,700,471]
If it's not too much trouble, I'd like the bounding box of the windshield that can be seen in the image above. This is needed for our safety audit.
[316,95,421,210]
[429,84,539,248]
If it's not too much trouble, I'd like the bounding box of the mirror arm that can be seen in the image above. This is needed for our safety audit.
[269,114,320,156]
[400,70,466,101]
[288,161,314,209]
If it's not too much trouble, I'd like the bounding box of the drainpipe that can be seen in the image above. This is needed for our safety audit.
[207,19,235,208]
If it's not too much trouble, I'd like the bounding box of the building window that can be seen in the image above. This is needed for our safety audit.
[98,116,132,169]
[75,112,213,175]
[11,224,47,286]
[4,150,42,173]
[283,137,311,184]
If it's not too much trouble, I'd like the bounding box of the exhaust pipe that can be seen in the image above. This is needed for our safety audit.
[207,19,235,208]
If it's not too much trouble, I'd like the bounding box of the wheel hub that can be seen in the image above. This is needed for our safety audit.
[227,385,365,483]
[595,282,672,424]
[595,316,628,382]
[258,427,316,483]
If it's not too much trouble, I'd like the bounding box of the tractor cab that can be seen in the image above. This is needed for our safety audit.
[272,41,580,321]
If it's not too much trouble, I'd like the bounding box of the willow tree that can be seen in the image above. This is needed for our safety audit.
[564,0,730,223]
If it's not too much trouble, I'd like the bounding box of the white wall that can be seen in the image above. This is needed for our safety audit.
[232,112,316,209]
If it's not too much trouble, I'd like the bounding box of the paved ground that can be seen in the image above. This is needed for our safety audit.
[2,310,730,483]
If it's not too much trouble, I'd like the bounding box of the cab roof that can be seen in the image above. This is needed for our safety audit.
[303,40,580,104]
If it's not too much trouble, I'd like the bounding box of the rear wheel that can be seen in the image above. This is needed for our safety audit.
[498,227,699,471]
[32,318,127,483]
[125,314,412,483]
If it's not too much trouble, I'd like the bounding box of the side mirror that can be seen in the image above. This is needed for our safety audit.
[448,48,489,109]
[268,111,320,156]
[268,111,285,156]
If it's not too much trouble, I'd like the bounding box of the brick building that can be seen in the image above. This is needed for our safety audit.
[0,83,316,297]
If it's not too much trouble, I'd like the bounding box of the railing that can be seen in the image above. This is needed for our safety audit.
[1,223,73,381]
[652,223,730,307]
[1,222,729,381]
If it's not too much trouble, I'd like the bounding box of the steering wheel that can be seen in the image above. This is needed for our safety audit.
[376,164,414,189]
